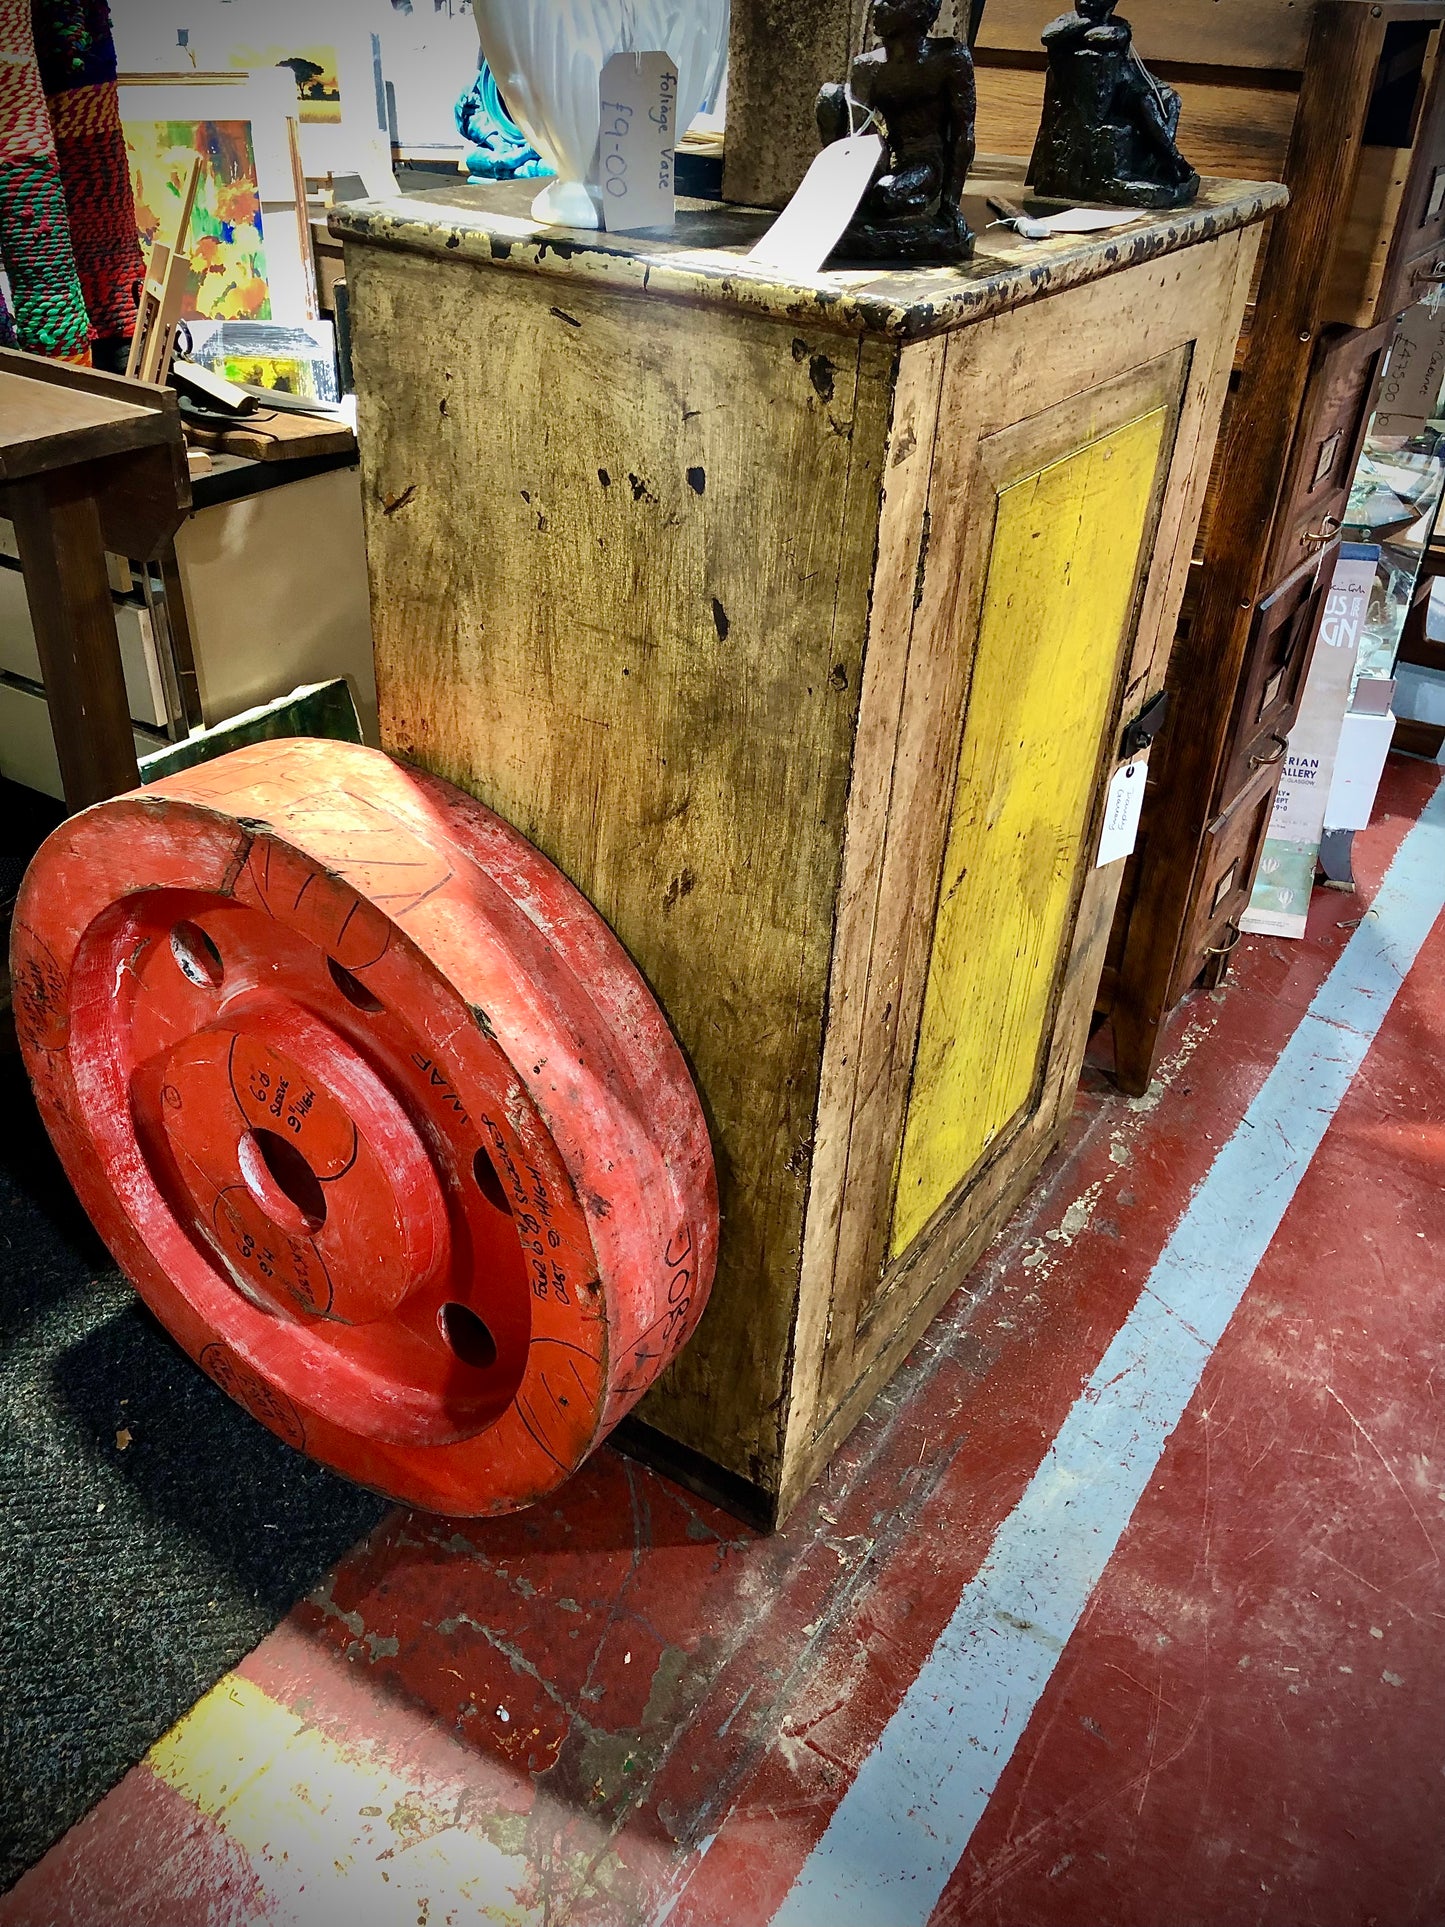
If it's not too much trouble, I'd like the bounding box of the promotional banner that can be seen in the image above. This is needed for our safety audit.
[1242,542,1379,938]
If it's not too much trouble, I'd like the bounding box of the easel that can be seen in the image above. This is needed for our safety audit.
[125,156,202,386]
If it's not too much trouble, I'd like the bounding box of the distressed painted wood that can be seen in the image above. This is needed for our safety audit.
[336,176,1272,1522]
[892,403,1172,1259]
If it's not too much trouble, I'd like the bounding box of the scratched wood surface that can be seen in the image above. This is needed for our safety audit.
[347,242,892,1493]
[345,187,1267,1521]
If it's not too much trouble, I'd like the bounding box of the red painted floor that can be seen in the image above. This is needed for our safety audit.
[5,755,1443,1927]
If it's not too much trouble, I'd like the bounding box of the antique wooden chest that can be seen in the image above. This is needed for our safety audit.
[335,173,1279,1522]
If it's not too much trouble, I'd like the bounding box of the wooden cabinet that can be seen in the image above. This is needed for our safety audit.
[716,3,1434,1100]
[336,175,1275,1523]
[1100,2,1442,1096]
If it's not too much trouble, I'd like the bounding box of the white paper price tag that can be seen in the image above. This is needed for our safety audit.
[748,133,884,279]
[1095,753,1149,868]
[597,51,678,233]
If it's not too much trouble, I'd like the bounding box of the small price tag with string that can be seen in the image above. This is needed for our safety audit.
[1095,754,1149,867]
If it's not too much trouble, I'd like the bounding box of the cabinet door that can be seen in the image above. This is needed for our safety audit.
[1268,325,1391,583]
[820,345,1191,1404]
[779,221,1259,1514]
[1219,544,1338,802]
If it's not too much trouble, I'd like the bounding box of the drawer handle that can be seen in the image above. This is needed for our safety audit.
[1249,732,1289,769]
[1204,925,1243,959]
[1303,514,1341,549]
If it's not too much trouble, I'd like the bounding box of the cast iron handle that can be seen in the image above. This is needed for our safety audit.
[1250,732,1289,769]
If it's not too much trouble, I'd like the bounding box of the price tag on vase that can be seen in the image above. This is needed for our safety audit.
[596,51,678,233]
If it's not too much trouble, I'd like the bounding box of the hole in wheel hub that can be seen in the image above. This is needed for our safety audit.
[170,921,223,988]
[238,1127,327,1234]
[439,1301,498,1371]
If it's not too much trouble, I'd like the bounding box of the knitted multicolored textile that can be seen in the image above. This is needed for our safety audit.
[31,0,140,353]
[0,0,90,361]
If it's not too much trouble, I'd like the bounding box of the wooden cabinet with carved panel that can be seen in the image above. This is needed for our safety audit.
[335,175,1277,1524]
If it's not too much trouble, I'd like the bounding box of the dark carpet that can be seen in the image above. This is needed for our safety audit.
[0,1038,388,1892]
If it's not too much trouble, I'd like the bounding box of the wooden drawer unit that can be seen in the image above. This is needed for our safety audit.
[1219,545,1339,799]
[1104,2,1439,1096]
[1324,8,1445,326]
[1268,325,1392,581]
[1171,761,1284,1003]
[336,176,1275,1523]
[0,555,169,726]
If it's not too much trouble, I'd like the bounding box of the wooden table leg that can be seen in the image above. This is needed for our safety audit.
[6,471,140,809]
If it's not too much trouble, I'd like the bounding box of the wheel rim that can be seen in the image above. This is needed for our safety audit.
[11,738,717,1515]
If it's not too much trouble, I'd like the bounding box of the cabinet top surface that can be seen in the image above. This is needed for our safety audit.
[0,363,175,480]
[331,174,1284,341]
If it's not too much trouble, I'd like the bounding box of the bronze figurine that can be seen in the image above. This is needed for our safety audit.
[1028,0,1199,210]
[816,0,977,264]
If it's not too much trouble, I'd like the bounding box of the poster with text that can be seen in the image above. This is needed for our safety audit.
[1241,544,1379,939]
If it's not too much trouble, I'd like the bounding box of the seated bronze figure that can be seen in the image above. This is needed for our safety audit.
[1028,0,1199,209]
[816,0,976,263]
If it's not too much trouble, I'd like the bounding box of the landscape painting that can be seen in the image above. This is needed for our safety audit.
[227,42,343,123]
[122,118,272,321]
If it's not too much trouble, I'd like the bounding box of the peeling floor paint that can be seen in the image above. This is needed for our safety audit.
[6,761,1443,1927]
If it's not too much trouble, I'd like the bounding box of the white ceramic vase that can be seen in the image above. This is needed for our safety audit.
[472,0,729,229]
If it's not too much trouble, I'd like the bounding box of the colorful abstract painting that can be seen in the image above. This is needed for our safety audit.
[121,119,271,320]
[226,43,343,123]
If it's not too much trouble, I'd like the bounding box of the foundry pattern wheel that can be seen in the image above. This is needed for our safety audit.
[10,739,717,1515]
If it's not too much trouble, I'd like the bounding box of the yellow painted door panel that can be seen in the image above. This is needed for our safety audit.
[890,404,1171,1257]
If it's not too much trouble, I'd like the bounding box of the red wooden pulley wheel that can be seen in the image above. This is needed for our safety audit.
[10,739,717,1514]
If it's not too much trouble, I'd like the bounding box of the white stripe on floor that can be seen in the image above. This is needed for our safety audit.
[759,778,1445,1926]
